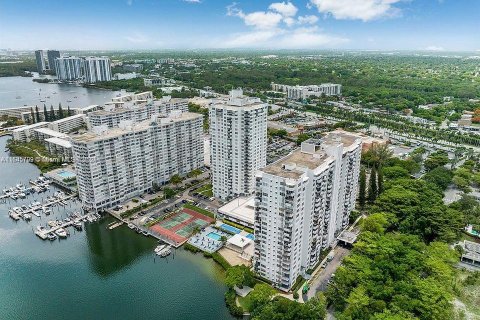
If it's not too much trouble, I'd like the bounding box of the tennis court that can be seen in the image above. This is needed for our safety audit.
[150,208,214,245]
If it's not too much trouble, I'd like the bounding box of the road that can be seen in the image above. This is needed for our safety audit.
[304,246,350,300]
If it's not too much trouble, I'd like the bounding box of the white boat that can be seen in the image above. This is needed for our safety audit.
[55,228,68,238]
[73,222,83,230]
[127,223,135,229]
[155,245,166,252]
[35,231,47,240]
[47,233,57,241]
[18,192,26,198]
[9,210,20,221]
[32,210,41,218]
[43,208,52,215]
[12,207,22,214]
[10,194,17,200]
[36,226,46,232]
[47,220,57,227]
[23,214,32,221]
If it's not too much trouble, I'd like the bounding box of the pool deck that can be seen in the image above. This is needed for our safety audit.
[187,226,231,253]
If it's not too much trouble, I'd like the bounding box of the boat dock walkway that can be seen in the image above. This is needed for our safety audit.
[35,214,90,239]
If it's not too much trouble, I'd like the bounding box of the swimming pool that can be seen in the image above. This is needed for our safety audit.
[206,232,222,241]
[246,233,255,240]
[219,224,241,234]
[57,170,76,179]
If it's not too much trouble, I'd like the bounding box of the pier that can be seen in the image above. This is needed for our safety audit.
[35,213,91,240]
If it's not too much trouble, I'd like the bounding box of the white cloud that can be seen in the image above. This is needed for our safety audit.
[268,2,298,17]
[224,2,346,49]
[183,0,201,3]
[227,4,283,30]
[298,15,319,24]
[310,0,404,21]
[424,45,445,51]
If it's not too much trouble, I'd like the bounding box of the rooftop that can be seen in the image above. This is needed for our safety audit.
[227,234,252,249]
[71,112,201,143]
[45,137,72,148]
[218,196,255,225]
[261,148,330,179]
[33,127,67,138]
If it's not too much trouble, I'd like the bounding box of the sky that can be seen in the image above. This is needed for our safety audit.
[0,0,479,51]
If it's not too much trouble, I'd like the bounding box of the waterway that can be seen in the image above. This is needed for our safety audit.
[0,75,120,109]
[0,136,233,320]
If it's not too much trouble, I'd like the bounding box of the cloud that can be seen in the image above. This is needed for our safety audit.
[424,45,445,51]
[268,2,298,17]
[298,15,319,24]
[310,0,404,21]
[227,4,283,30]
[225,2,347,49]
[183,0,201,3]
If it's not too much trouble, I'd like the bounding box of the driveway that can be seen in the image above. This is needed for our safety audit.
[305,246,350,300]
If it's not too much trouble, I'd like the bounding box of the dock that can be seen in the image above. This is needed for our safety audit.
[35,213,90,239]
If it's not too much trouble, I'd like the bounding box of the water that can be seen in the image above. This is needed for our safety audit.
[0,76,120,109]
[0,136,233,320]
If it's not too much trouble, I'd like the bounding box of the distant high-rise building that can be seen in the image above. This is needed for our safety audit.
[253,131,362,291]
[35,50,47,74]
[209,88,268,200]
[46,50,60,74]
[55,56,83,81]
[35,50,61,74]
[83,56,112,83]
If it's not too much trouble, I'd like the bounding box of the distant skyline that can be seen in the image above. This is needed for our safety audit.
[0,0,479,51]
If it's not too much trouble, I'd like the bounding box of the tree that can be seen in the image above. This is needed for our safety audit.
[49,105,56,121]
[326,233,458,320]
[58,103,64,119]
[43,104,49,122]
[187,169,202,178]
[368,167,377,203]
[169,174,183,186]
[225,265,255,289]
[30,107,35,124]
[163,187,176,199]
[424,151,449,172]
[249,284,276,316]
[359,167,367,209]
[67,105,72,116]
[35,105,40,123]
[296,133,309,145]
[423,167,453,190]
[382,166,410,180]
[377,168,384,195]
[360,213,390,234]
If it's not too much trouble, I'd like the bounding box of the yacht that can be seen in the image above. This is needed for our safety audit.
[23,214,32,221]
[47,233,57,241]
[21,205,28,211]
[8,210,20,221]
[36,226,46,232]
[73,222,83,231]
[127,223,135,229]
[55,228,68,238]
[43,208,52,215]
[47,220,57,227]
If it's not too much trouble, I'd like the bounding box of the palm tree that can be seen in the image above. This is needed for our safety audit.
[370,144,393,169]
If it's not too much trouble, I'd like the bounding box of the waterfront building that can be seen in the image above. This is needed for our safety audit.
[87,95,188,128]
[253,131,361,291]
[12,122,49,142]
[71,112,203,211]
[35,50,47,74]
[271,83,342,100]
[44,137,72,159]
[55,56,83,81]
[46,50,60,74]
[32,127,67,142]
[83,57,112,83]
[209,88,268,200]
[144,77,175,87]
[48,114,87,133]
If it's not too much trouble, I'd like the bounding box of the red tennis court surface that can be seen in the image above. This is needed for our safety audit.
[149,208,214,245]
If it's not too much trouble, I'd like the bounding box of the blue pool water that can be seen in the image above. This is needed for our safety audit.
[246,233,255,240]
[206,232,222,241]
[57,170,76,179]
[220,224,241,234]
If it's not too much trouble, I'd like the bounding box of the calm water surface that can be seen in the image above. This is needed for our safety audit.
[0,136,232,320]
[0,76,120,109]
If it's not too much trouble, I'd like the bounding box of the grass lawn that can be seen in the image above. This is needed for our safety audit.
[196,184,213,197]
[183,203,215,219]
[237,293,253,312]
